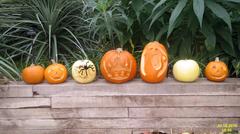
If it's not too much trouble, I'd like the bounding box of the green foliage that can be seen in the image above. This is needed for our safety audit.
[148,0,240,58]
[0,53,20,81]
[83,0,132,48]
[0,0,240,79]
[0,0,91,65]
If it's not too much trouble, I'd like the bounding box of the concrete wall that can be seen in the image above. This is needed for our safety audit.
[0,78,240,134]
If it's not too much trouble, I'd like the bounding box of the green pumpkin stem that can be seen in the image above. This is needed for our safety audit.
[215,57,220,62]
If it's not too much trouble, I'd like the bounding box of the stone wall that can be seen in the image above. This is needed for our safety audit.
[0,78,240,134]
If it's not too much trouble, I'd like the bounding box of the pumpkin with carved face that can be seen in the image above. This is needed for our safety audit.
[44,60,68,84]
[72,60,96,84]
[140,41,168,83]
[205,57,228,82]
[100,48,137,83]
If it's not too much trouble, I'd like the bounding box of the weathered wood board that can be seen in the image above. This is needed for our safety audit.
[52,96,240,108]
[0,84,32,97]
[0,118,239,129]
[0,78,239,133]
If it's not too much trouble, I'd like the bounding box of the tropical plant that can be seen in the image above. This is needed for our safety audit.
[82,0,132,49]
[0,0,92,66]
[0,54,21,81]
[148,0,240,58]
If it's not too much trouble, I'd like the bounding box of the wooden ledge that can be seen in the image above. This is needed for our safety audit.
[0,78,239,132]
[1,78,240,98]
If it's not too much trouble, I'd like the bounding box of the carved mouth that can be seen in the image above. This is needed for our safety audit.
[151,54,162,70]
[210,74,227,79]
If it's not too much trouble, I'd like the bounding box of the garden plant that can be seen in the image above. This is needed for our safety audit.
[0,0,240,82]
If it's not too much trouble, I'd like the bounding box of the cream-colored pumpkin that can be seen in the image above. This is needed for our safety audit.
[173,59,200,82]
[72,60,96,83]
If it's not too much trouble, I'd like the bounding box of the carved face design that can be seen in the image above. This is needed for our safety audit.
[72,60,96,83]
[44,63,68,84]
[140,41,168,83]
[205,59,228,82]
[100,49,137,83]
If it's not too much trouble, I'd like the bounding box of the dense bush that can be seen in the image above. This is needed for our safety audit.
[0,0,240,80]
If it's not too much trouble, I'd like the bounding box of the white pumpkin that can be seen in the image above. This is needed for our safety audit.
[72,60,96,83]
[173,59,200,82]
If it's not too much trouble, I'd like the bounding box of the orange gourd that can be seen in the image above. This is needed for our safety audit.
[100,48,137,83]
[205,57,228,82]
[140,41,168,83]
[22,64,45,84]
[44,60,68,84]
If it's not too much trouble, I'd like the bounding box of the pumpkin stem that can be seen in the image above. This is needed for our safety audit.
[51,59,56,64]
[215,57,220,62]
[116,48,123,52]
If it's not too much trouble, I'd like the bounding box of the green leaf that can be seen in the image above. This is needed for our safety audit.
[216,28,236,57]
[149,3,173,29]
[201,22,216,51]
[152,0,168,13]
[238,31,240,50]
[167,0,188,37]
[206,0,232,32]
[193,0,205,27]
[179,33,192,57]
[226,0,240,3]
[131,0,145,22]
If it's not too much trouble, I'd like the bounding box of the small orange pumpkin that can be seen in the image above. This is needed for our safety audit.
[140,41,168,83]
[44,60,68,84]
[22,64,45,84]
[100,48,137,83]
[205,57,228,82]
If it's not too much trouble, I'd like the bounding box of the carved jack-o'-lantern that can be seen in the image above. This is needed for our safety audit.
[100,48,137,83]
[44,60,68,84]
[140,41,168,83]
[205,57,228,82]
[72,60,96,84]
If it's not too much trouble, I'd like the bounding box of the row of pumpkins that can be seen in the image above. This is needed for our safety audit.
[22,41,228,84]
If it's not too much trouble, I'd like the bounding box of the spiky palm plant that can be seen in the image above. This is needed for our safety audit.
[1,0,92,66]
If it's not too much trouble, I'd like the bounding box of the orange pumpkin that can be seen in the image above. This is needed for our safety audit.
[22,64,45,84]
[140,41,168,83]
[44,60,68,84]
[100,48,137,83]
[205,57,228,82]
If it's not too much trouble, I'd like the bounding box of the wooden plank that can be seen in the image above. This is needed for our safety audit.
[172,128,222,134]
[0,84,32,98]
[33,78,240,97]
[0,118,239,129]
[0,98,50,108]
[0,129,61,134]
[52,96,240,108]
[129,107,240,118]
[132,129,171,134]
[0,129,132,134]
[0,108,128,119]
